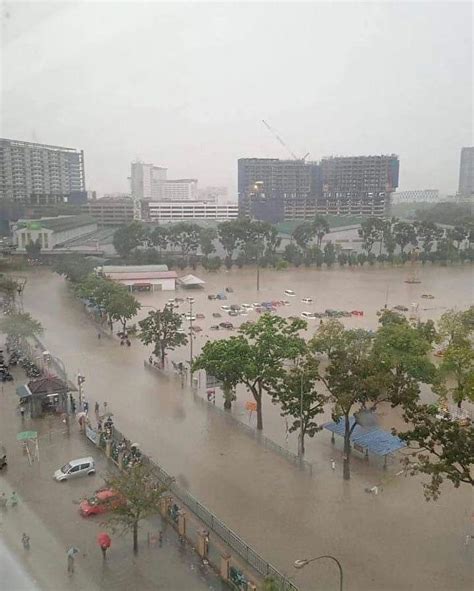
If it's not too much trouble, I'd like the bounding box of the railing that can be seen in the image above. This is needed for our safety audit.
[192,389,313,475]
[110,427,297,591]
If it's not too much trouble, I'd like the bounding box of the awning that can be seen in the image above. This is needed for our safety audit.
[16,384,32,399]
[323,417,406,456]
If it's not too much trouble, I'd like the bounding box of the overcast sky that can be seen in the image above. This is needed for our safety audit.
[1,0,472,197]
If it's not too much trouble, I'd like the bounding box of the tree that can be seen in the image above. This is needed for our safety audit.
[236,314,307,430]
[105,462,170,553]
[193,339,243,409]
[283,243,302,264]
[217,220,242,264]
[76,274,117,324]
[414,221,443,254]
[25,238,41,259]
[393,221,418,254]
[0,312,43,340]
[382,218,397,256]
[150,226,169,254]
[395,403,474,500]
[313,215,330,247]
[199,227,217,257]
[138,307,188,366]
[202,255,222,271]
[358,217,384,254]
[168,222,201,260]
[0,275,20,301]
[323,242,336,267]
[113,222,147,258]
[292,222,314,252]
[106,286,141,333]
[438,308,473,346]
[436,342,474,408]
[54,255,96,283]
[269,353,328,456]
[311,319,346,357]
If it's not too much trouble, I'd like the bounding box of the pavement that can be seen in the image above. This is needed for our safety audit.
[0,370,225,591]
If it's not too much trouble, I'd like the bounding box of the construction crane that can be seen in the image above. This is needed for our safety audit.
[261,120,310,161]
[262,120,299,160]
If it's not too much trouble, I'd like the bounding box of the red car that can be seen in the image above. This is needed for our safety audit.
[79,489,124,517]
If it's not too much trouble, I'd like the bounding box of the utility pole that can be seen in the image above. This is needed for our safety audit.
[77,373,85,409]
[298,363,304,458]
[187,297,194,375]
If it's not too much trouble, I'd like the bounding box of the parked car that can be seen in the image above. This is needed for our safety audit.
[301,298,313,304]
[284,289,296,297]
[301,311,317,319]
[221,305,230,311]
[228,310,239,317]
[54,457,95,482]
[230,304,241,311]
[79,489,123,517]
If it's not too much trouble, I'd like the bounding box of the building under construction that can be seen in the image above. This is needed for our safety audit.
[238,154,399,222]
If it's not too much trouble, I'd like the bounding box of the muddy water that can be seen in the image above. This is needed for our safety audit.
[21,265,473,591]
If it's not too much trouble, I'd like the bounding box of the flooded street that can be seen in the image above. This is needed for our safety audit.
[21,265,473,591]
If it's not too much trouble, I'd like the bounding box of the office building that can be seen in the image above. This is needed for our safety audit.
[13,215,97,252]
[81,198,134,226]
[163,179,198,201]
[130,161,167,201]
[458,147,474,197]
[144,201,238,222]
[0,138,85,205]
[238,154,399,221]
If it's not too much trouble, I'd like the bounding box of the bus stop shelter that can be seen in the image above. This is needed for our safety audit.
[323,417,406,468]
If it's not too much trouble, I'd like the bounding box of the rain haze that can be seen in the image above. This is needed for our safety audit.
[1,0,472,195]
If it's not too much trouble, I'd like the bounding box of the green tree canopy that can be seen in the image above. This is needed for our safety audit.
[138,307,188,365]
[0,312,43,340]
[105,462,170,553]
[113,222,148,258]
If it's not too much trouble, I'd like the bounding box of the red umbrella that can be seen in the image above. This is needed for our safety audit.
[97,532,111,548]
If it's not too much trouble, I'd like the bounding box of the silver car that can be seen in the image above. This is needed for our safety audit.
[54,457,95,482]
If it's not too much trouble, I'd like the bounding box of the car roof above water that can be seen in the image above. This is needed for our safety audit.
[69,456,94,467]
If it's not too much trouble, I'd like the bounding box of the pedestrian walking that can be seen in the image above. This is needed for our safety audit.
[71,398,76,415]
[103,401,108,414]
[97,332,101,340]
[94,401,100,417]
[331,459,336,471]
[66,547,79,574]
[97,532,111,559]
[158,531,163,547]
[10,491,18,507]
[20,405,25,419]
[21,533,30,550]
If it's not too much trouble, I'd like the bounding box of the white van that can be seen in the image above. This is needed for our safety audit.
[54,457,95,482]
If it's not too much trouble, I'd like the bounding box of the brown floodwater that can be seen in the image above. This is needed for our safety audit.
[20,264,474,591]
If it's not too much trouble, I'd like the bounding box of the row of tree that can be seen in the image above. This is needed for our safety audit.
[192,307,473,499]
[75,274,141,333]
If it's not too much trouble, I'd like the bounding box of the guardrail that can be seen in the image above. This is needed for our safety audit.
[110,426,297,590]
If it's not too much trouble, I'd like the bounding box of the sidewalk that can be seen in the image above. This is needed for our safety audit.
[0,373,224,591]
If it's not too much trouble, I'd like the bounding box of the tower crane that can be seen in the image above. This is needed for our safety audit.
[261,120,310,161]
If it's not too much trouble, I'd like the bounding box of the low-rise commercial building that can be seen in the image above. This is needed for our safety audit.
[100,264,177,292]
[81,198,134,226]
[13,215,97,251]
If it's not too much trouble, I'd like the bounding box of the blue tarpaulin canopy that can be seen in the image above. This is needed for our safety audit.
[323,417,406,456]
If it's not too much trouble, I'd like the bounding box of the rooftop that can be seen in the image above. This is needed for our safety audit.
[100,265,169,273]
[17,215,96,233]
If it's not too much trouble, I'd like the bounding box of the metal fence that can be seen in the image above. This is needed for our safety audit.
[109,427,297,591]
[193,390,313,475]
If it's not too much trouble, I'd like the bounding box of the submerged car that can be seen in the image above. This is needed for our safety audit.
[301,311,317,319]
[221,305,230,311]
[284,289,296,297]
[79,489,123,517]
[301,297,313,304]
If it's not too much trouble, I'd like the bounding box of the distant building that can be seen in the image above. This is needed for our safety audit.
[100,264,177,292]
[198,186,228,203]
[458,147,474,197]
[130,161,167,201]
[391,189,440,204]
[0,138,85,205]
[13,215,97,252]
[163,179,198,201]
[144,200,238,222]
[238,154,399,221]
[81,198,134,226]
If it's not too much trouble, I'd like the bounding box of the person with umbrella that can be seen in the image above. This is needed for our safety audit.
[97,532,111,559]
[66,546,79,574]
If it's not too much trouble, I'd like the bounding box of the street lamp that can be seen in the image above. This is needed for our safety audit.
[294,555,343,591]
[187,297,194,373]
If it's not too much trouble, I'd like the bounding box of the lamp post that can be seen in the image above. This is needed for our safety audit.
[187,297,194,374]
[77,373,85,409]
[294,555,343,591]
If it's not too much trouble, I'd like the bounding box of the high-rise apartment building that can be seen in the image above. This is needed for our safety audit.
[0,138,85,205]
[238,154,399,221]
[458,147,474,197]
